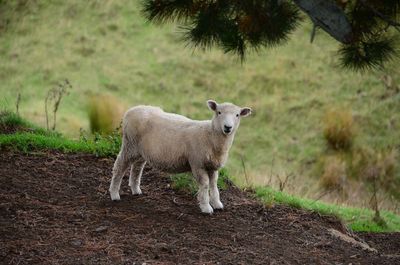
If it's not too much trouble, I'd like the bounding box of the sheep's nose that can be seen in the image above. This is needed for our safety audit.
[224,125,232,132]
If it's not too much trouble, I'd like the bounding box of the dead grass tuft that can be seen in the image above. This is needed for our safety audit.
[362,149,399,192]
[87,93,124,135]
[323,109,355,151]
[320,155,346,190]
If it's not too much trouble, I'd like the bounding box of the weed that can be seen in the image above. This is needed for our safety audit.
[365,164,388,227]
[240,155,250,186]
[276,172,293,192]
[15,92,21,115]
[45,79,71,131]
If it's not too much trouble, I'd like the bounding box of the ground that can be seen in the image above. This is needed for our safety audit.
[1,150,399,264]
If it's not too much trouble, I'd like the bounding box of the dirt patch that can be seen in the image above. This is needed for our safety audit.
[0,150,399,264]
[357,232,400,258]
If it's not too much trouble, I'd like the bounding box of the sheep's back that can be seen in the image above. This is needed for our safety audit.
[124,105,196,135]
[123,106,207,172]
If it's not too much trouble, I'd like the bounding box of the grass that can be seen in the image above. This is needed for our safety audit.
[0,110,48,135]
[255,186,400,232]
[1,111,399,232]
[171,168,230,195]
[0,132,121,157]
[0,112,121,156]
[0,1,399,211]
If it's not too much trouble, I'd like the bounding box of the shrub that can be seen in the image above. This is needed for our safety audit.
[362,149,399,197]
[378,149,398,189]
[350,147,399,200]
[87,94,123,135]
[349,147,373,180]
[320,155,346,190]
[323,108,355,151]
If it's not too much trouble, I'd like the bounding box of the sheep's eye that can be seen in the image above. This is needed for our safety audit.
[236,114,239,117]
[218,111,221,115]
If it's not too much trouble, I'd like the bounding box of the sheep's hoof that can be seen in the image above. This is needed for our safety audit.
[110,191,121,201]
[131,187,142,195]
[200,203,214,214]
[211,200,224,210]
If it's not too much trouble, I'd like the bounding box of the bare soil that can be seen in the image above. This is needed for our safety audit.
[0,150,399,264]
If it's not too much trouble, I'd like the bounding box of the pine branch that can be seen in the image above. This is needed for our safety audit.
[339,36,397,71]
[141,0,399,71]
[142,0,195,23]
[359,0,400,33]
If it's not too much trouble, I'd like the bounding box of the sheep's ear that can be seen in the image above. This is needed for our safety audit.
[207,100,218,111]
[240,107,252,117]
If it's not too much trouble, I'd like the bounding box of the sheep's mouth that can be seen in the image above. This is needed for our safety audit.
[223,130,232,135]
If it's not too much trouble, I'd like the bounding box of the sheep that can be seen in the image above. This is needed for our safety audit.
[109,100,252,214]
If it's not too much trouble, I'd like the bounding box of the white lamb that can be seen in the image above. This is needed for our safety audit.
[109,100,252,214]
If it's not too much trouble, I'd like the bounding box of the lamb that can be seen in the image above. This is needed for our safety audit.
[109,100,252,214]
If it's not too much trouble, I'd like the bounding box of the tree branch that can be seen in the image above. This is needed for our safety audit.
[294,0,353,44]
[359,0,400,33]
[310,23,317,43]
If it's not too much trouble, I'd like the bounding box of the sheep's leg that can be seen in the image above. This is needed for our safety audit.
[129,160,146,195]
[193,168,213,214]
[209,170,224,210]
[109,151,131,201]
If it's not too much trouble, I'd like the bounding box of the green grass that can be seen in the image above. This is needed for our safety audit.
[0,132,121,157]
[0,1,399,211]
[1,111,399,232]
[255,186,400,232]
[0,111,48,135]
[166,162,400,232]
[0,112,121,156]
[171,168,230,195]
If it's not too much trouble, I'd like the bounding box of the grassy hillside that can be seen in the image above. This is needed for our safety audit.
[1,1,399,210]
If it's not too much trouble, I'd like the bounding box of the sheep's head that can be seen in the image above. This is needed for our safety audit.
[207,100,252,136]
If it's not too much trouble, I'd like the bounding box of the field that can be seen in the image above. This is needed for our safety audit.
[1,109,400,264]
[1,1,399,211]
[1,112,400,232]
